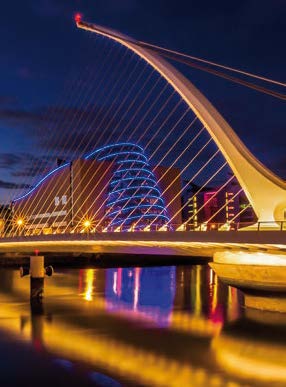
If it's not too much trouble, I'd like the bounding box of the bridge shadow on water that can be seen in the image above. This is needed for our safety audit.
[0,252,212,268]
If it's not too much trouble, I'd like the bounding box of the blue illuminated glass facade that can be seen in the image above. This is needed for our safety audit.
[86,143,169,230]
[13,142,169,232]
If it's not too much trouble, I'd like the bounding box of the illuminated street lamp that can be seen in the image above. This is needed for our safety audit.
[15,217,25,236]
[83,220,91,229]
[82,219,92,234]
[16,218,24,227]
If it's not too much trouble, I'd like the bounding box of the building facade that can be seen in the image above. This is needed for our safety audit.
[12,143,182,234]
[182,177,256,229]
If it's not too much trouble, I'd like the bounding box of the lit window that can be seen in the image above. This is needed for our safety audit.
[62,195,67,205]
[55,197,60,206]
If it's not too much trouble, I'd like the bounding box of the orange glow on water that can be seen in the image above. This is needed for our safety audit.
[84,269,94,301]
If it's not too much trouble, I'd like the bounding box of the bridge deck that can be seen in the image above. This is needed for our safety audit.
[0,231,285,258]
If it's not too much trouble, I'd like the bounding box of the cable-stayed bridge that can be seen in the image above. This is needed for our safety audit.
[1,18,286,270]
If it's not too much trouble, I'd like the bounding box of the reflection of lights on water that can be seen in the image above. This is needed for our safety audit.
[212,335,286,383]
[211,273,218,316]
[0,298,221,387]
[107,266,226,330]
[106,267,176,328]
[113,272,117,295]
[194,266,202,316]
[133,268,141,311]
[112,269,122,297]
[227,287,240,321]
[44,320,217,387]
[0,272,231,387]
[209,272,225,325]
[89,372,121,387]
[209,268,213,285]
[0,291,226,387]
[53,358,73,370]
[84,269,94,301]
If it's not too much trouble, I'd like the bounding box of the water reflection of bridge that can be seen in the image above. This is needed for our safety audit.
[0,266,284,385]
[0,266,249,387]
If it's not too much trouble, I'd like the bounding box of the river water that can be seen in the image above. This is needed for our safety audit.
[0,264,285,386]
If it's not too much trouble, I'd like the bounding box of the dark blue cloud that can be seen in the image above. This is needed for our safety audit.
[0,180,32,190]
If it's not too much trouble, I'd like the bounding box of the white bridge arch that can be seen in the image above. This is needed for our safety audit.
[77,20,286,225]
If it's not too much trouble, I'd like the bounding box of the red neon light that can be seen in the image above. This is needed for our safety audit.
[74,13,82,23]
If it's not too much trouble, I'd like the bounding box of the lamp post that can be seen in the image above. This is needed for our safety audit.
[16,218,24,236]
[83,219,91,234]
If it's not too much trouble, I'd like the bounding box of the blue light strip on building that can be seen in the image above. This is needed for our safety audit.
[113,167,154,176]
[107,204,166,218]
[98,151,147,162]
[116,159,149,166]
[106,195,164,207]
[13,163,70,202]
[12,142,148,203]
[99,143,169,229]
[108,185,161,196]
[110,176,158,187]
[110,213,169,227]
[12,141,169,231]
[84,142,144,160]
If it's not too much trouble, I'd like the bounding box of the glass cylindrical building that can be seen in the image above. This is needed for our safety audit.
[86,143,169,230]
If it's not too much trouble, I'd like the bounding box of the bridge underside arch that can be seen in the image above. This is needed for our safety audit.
[77,21,286,225]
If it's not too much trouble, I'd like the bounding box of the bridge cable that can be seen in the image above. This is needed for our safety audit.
[20,38,126,234]
[137,40,286,88]
[147,48,286,101]
[59,52,149,232]
[62,61,158,232]
[9,34,105,230]
[19,41,133,234]
[102,105,195,229]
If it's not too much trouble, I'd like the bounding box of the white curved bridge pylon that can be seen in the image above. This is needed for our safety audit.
[77,20,286,226]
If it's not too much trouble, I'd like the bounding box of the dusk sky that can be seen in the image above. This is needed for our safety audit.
[0,0,285,204]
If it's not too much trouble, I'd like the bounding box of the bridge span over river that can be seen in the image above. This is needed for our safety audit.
[0,231,286,258]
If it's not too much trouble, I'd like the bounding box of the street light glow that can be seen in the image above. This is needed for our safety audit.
[16,218,24,227]
[83,219,91,229]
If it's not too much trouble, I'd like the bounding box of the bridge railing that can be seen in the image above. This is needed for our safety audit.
[1,221,286,238]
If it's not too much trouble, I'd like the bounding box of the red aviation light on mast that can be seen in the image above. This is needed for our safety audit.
[74,13,82,23]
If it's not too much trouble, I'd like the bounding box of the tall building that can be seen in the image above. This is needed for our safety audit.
[182,176,256,229]
[85,143,170,230]
[12,143,182,234]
